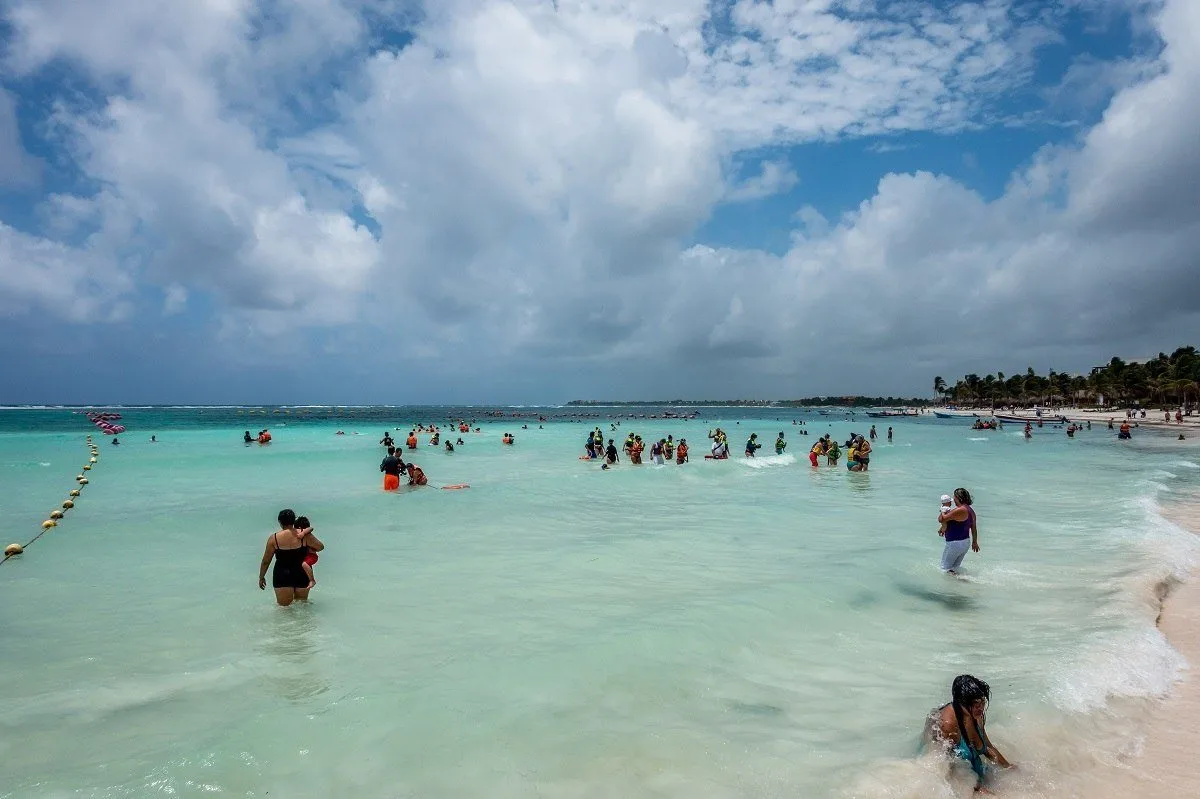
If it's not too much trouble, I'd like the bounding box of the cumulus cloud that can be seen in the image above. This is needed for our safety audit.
[0,87,40,187]
[0,0,1197,401]
[725,160,800,203]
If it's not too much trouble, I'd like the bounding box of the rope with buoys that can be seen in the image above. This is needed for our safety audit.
[2,435,100,566]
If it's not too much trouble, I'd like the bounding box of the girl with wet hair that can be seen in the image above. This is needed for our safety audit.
[928,674,1014,791]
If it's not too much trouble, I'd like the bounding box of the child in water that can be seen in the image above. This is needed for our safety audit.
[296,515,318,589]
[937,494,953,536]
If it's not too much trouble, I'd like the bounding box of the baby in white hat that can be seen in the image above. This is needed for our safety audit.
[937,494,953,536]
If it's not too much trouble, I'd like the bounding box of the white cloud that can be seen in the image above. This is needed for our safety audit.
[0,0,1197,399]
[725,159,799,203]
[0,87,40,187]
[0,222,131,322]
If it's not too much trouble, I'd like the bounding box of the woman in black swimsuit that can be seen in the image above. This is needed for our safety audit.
[258,508,325,606]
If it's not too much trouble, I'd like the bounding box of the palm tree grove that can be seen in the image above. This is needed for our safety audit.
[933,347,1200,409]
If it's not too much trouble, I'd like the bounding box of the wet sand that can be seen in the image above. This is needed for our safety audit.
[1085,501,1200,798]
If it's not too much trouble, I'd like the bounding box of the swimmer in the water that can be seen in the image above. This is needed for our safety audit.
[406,463,428,486]
[745,433,761,457]
[244,431,253,444]
[775,432,786,454]
[926,674,1013,792]
[605,439,619,464]
[676,438,689,464]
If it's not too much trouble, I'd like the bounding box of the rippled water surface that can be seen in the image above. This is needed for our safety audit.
[1,407,1197,797]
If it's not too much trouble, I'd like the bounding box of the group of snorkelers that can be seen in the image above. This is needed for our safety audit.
[583,429,690,466]
[808,433,871,470]
[584,428,806,464]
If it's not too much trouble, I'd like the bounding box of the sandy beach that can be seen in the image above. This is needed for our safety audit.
[1080,500,1200,798]
[937,406,1200,434]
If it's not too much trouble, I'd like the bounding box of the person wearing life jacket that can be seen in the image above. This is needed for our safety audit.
[676,439,689,464]
[826,438,841,466]
[856,436,872,471]
[406,463,428,486]
[258,430,272,444]
[406,431,418,449]
[1118,422,1132,440]
[711,437,728,459]
[430,432,440,446]
[624,433,636,456]
[745,434,761,457]
[631,436,644,464]
[775,432,787,455]
[663,435,675,459]
[846,441,861,471]
[502,433,514,445]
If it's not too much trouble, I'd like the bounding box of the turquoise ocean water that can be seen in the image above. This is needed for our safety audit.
[1,406,1198,798]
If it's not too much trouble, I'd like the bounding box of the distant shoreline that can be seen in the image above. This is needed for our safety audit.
[565,398,933,408]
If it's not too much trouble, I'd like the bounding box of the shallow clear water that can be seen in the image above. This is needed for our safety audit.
[1,408,1198,798]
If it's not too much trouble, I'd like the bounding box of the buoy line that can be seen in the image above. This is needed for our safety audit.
[2,435,100,566]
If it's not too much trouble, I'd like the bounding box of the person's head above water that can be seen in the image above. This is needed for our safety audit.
[278,508,297,528]
[295,515,310,530]
[953,487,973,506]
[952,674,990,716]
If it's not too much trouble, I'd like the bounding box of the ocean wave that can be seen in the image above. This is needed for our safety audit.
[0,660,261,727]
[738,454,797,469]
[844,485,1200,798]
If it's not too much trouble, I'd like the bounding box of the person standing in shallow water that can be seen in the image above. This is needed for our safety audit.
[259,508,324,606]
[938,488,978,575]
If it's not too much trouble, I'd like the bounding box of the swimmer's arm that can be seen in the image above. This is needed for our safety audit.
[980,724,1012,767]
[970,514,980,552]
[258,538,276,588]
[303,532,324,552]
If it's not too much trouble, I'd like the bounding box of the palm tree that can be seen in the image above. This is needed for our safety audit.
[934,376,947,400]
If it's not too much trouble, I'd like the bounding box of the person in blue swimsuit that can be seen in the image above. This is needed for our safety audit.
[928,675,1014,791]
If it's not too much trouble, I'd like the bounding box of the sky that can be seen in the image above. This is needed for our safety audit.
[1,0,1198,405]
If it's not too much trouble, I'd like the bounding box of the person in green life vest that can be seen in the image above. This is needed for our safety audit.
[775,432,787,455]
[826,438,841,466]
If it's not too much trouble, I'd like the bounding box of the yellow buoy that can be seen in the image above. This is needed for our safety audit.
[79,478,89,485]
[63,500,74,509]
[42,520,56,529]
[5,544,22,556]
[50,510,63,520]
[69,489,81,497]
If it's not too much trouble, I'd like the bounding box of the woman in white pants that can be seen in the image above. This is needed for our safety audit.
[938,488,978,574]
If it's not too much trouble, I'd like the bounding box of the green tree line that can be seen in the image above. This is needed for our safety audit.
[934,346,1200,408]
